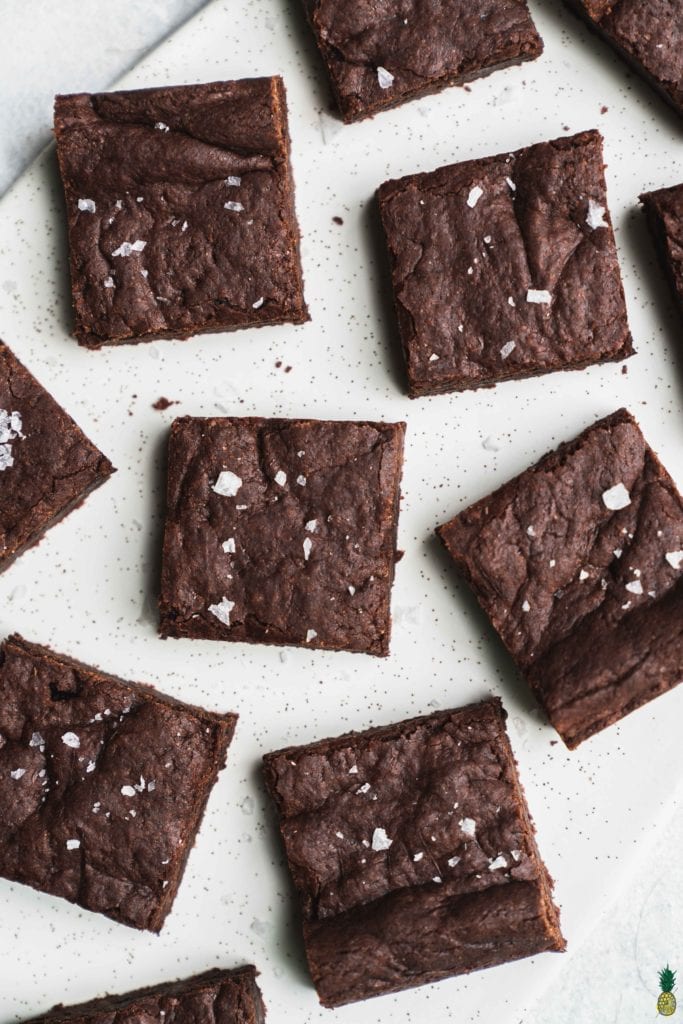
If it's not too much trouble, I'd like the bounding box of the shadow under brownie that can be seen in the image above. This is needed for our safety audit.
[300,0,543,123]
[0,634,237,930]
[263,697,564,1006]
[0,339,114,573]
[377,130,633,397]
[159,416,405,656]
[23,967,265,1024]
[54,77,308,347]
[437,409,683,749]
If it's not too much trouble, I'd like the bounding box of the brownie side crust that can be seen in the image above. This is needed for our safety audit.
[54,77,308,347]
[159,416,405,656]
[437,410,683,748]
[0,340,114,573]
[24,967,265,1024]
[0,634,237,931]
[303,0,543,123]
[640,183,683,320]
[378,130,633,398]
[263,698,564,1006]
[564,0,683,120]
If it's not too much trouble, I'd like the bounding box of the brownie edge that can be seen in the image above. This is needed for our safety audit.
[24,967,265,1024]
[640,183,683,322]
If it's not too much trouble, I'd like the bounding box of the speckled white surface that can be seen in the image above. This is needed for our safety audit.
[0,1,681,1022]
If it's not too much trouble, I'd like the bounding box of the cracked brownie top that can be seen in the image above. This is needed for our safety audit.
[0,634,237,931]
[159,416,405,656]
[438,409,683,748]
[0,340,114,573]
[303,0,543,122]
[378,130,632,397]
[54,78,308,347]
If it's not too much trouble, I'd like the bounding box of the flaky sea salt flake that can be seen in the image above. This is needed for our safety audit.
[602,482,631,511]
[467,185,484,208]
[377,66,394,89]
[371,827,393,851]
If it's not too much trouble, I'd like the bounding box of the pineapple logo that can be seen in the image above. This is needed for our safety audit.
[658,965,677,1016]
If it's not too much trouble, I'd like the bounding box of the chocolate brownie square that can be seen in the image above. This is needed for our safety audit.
[263,698,564,1007]
[0,634,237,930]
[378,130,633,397]
[159,416,405,656]
[640,183,683,321]
[54,78,308,347]
[437,410,683,749]
[0,339,114,573]
[301,0,543,123]
[24,967,265,1024]
[564,0,683,120]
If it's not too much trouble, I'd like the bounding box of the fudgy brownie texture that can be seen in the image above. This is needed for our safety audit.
[159,416,405,656]
[23,967,265,1024]
[301,0,543,123]
[378,130,633,397]
[437,410,683,749]
[564,0,683,120]
[263,698,564,1007]
[54,78,308,347]
[640,183,683,321]
[0,634,237,930]
[0,340,114,573]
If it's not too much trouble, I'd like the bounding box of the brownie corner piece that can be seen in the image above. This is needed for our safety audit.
[263,697,564,1007]
[640,182,683,319]
[378,129,633,398]
[25,966,266,1024]
[0,339,114,573]
[54,76,308,347]
[563,0,683,120]
[0,633,237,930]
[303,0,543,123]
[437,409,683,748]
[159,416,405,656]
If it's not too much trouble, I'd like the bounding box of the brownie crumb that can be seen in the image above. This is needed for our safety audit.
[622,364,628,374]
[332,216,344,225]
[601,105,609,114]
[153,397,178,411]
[275,360,283,369]
[285,365,292,373]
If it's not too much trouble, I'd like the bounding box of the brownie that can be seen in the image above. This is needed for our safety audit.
[437,410,683,749]
[0,634,237,930]
[263,697,564,1007]
[564,0,683,121]
[54,78,308,347]
[23,967,265,1024]
[301,0,543,123]
[0,340,114,573]
[640,183,683,321]
[159,416,405,656]
[378,130,633,398]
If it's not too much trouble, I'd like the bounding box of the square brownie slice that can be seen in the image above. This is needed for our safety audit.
[437,410,683,749]
[378,130,633,398]
[640,183,683,321]
[564,0,683,121]
[54,77,308,347]
[0,634,237,930]
[24,967,265,1024]
[301,0,543,123]
[263,698,564,1007]
[159,416,405,656]
[0,339,114,573]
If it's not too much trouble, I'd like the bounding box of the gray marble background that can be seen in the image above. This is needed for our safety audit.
[0,1,680,1021]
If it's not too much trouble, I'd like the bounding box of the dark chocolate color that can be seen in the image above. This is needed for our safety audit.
[564,0,683,120]
[378,130,633,397]
[640,183,683,321]
[54,78,308,347]
[0,340,114,573]
[159,416,405,656]
[24,967,265,1024]
[438,410,683,748]
[263,698,564,1006]
[302,0,543,123]
[0,634,237,930]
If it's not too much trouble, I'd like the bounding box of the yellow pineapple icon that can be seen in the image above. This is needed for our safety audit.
[658,965,677,1016]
